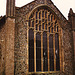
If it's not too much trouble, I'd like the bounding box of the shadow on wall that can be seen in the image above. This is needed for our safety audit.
[0,16,6,29]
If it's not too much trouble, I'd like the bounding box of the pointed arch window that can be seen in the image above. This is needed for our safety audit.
[28,7,61,73]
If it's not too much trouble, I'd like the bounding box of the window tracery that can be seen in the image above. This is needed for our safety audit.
[28,7,61,73]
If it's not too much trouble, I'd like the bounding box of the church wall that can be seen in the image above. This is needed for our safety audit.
[0,17,15,75]
[0,17,6,75]
[5,18,15,75]
[15,0,74,75]
[73,31,75,75]
[15,11,28,75]
[62,28,73,75]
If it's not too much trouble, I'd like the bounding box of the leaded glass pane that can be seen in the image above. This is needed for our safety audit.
[29,29,34,72]
[49,35,54,71]
[43,32,48,71]
[55,33,60,71]
[36,33,41,71]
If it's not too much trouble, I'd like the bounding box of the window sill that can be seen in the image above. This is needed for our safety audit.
[26,71,60,74]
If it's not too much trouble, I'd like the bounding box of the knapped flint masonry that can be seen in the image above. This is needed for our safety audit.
[0,0,75,75]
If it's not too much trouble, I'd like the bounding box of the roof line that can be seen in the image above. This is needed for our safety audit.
[15,0,67,21]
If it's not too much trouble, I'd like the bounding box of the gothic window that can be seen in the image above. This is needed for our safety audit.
[28,7,61,73]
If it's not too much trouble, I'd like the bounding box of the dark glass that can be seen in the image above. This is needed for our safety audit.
[54,25,56,32]
[39,25,41,31]
[51,23,53,27]
[42,19,44,22]
[36,25,38,30]
[30,14,33,18]
[45,20,47,24]
[48,22,50,26]
[36,33,41,71]
[29,29,34,72]
[39,21,41,24]
[45,24,47,30]
[51,27,53,33]
[50,23,53,33]
[49,27,50,32]
[48,15,50,21]
[39,12,41,19]
[51,15,53,22]
[42,11,44,17]
[43,32,48,71]
[29,20,31,27]
[45,12,47,18]
[49,35,54,71]
[55,33,60,71]
[57,26,59,32]
[42,23,44,29]
[32,21,34,27]
[55,20,57,24]
[36,20,38,23]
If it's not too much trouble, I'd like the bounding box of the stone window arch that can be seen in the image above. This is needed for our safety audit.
[27,6,62,74]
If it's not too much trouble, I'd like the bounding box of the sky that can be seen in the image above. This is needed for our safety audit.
[0,0,75,19]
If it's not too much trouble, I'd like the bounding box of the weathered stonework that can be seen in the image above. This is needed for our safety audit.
[15,17,28,75]
[5,18,15,75]
[0,0,75,75]
[14,0,74,75]
[0,16,6,75]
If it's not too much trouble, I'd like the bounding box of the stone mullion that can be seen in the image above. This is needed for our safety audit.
[53,34,56,71]
[37,11,39,31]
[58,26,62,71]
[47,33,50,71]
[47,11,50,71]
[56,23,58,32]
[60,28,64,71]
[50,14,51,22]
[34,12,36,72]
[55,23,57,32]
[53,22,56,71]
[41,10,43,71]
[30,19,32,27]
[38,11,40,31]
[37,11,39,19]
[27,21,29,73]
[34,32,36,72]
[38,24,39,31]
[41,33,43,71]
[44,10,45,30]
